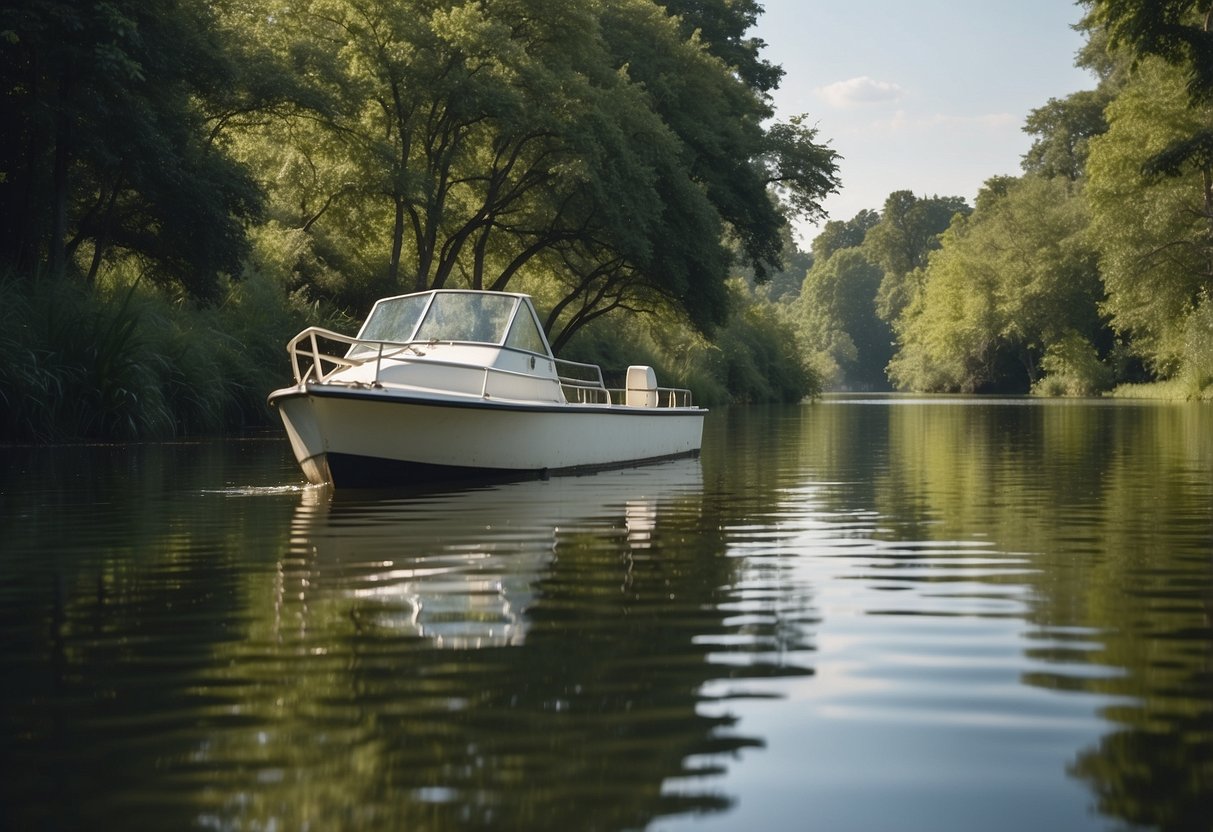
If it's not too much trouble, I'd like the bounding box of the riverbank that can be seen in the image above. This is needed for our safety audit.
[1108,380,1213,401]
[1,273,819,443]
[0,271,334,442]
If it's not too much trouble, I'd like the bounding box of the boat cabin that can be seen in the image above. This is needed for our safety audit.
[338,290,565,402]
[284,289,688,409]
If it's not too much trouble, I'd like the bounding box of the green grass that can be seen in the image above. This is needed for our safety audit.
[0,267,339,442]
[1109,379,1213,401]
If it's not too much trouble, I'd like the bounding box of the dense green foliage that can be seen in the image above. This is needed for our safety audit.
[0,0,267,293]
[789,2,1213,398]
[0,268,336,440]
[1086,57,1213,391]
[216,0,838,344]
[888,176,1105,393]
[8,0,1213,442]
[561,281,820,407]
[796,247,888,390]
[790,193,965,391]
[0,0,839,440]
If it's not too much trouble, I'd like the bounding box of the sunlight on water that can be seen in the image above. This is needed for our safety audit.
[201,484,321,497]
[1,402,1210,832]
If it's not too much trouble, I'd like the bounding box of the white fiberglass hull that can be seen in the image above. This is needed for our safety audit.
[270,384,705,487]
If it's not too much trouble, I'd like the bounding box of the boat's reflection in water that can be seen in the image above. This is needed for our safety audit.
[260,457,772,829]
[285,458,705,648]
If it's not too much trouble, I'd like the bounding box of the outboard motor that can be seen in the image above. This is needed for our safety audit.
[626,365,658,407]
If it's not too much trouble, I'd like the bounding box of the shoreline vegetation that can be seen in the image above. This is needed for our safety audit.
[0,267,817,441]
[1108,380,1213,401]
[2,2,1212,443]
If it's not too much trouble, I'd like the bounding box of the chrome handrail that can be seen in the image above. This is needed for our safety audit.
[288,327,362,383]
[606,386,695,407]
[285,328,695,408]
[553,357,612,405]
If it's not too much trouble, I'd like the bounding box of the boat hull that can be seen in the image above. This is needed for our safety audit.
[270,385,705,487]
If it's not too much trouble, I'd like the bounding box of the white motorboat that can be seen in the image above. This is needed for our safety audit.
[268,289,706,487]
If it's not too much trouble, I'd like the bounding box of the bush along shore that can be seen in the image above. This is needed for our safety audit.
[0,271,819,444]
[0,269,344,442]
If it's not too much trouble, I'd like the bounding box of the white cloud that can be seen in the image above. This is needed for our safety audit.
[816,76,906,108]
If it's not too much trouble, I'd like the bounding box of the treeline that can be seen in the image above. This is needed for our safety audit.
[0,0,837,440]
[790,1,1213,399]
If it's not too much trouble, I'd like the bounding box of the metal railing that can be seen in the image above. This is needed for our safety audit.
[554,357,611,405]
[287,328,552,400]
[286,328,695,408]
[286,327,418,385]
[288,327,357,383]
[608,386,695,408]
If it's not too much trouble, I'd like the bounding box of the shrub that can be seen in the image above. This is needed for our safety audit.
[559,291,818,406]
[1032,331,1113,397]
[0,266,338,442]
[1179,294,1213,398]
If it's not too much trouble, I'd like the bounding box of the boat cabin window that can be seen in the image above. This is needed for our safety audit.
[504,304,550,356]
[414,292,515,344]
[357,295,430,344]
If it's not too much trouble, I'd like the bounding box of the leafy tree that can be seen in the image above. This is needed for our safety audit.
[733,222,813,303]
[796,246,891,390]
[660,0,783,94]
[1022,90,1112,180]
[242,0,839,347]
[810,209,879,263]
[597,3,837,284]
[866,191,971,325]
[789,208,888,390]
[1075,10,1137,85]
[0,0,265,294]
[1021,9,1136,185]
[1086,0,1213,102]
[1085,57,1213,384]
[888,175,1104,393]
[711,282,818,402]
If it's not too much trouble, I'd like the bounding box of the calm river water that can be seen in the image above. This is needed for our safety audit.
[1,398,1210,831]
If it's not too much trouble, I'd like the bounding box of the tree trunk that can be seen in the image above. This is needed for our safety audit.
[47,94,71,281]
[81,175,124,285]
[471,226,490,290]
[10,130,41,276]
[388,196,405,289]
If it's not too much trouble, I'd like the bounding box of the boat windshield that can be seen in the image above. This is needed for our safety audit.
[504,302,549,355]
[357,294,430,343]
[414,293,517,344]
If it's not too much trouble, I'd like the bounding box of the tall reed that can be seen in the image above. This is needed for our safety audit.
[0,268,337,442]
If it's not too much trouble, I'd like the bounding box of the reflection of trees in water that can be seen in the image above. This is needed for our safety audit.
[333,541,746,830]
[1070,710,1213,831]
[22,404,1209,831]
[1057,500,1213,832]
[786,399,1213,832]
[0,441,301,832]
[185,462,814,831]
[0,441,818,832]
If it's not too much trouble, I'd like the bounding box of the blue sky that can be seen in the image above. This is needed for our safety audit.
[752,1,1096,243]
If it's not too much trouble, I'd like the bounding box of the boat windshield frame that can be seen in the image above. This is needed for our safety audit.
[350,291,554,359]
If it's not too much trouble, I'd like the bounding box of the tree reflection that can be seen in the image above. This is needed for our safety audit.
[1,440,824,832]
[788,398,1213,832]
[180,460,806,830]
[13,402,1205,830]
